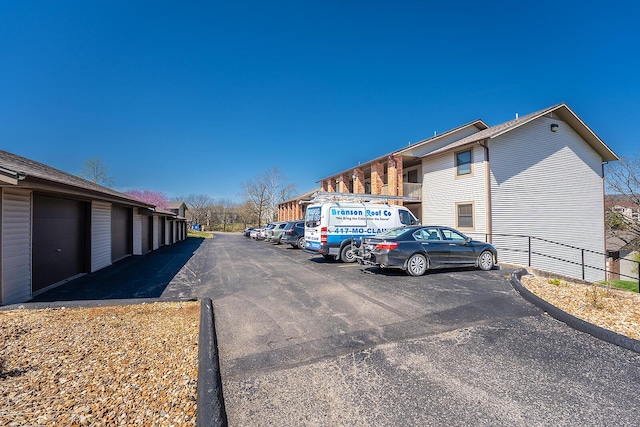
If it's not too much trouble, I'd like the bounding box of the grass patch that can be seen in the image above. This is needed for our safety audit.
[187,230,214,239]
[599,279,639,293]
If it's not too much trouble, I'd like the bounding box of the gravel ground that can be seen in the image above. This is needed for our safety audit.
[520,273,640,340]
[0,301,200,426]
[1,271,638,426]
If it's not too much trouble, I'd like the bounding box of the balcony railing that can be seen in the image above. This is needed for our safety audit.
[381,183,422,200]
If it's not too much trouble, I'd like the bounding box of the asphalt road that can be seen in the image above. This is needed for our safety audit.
[29,232,640,426]
[169,233,640,426]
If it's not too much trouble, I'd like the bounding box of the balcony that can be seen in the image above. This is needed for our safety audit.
[380,182,422,200]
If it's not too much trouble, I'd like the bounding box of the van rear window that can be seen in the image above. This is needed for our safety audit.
[305,207,321,228]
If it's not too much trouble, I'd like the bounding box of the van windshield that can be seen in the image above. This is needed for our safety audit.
[399,209,419,226]
[305,206,321,228]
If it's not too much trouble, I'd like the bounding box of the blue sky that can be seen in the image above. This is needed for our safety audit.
[1,0,638,202]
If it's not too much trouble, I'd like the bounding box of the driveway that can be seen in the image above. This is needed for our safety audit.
[32,233,640,426]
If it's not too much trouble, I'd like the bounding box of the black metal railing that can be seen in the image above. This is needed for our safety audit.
[465,232,640,292]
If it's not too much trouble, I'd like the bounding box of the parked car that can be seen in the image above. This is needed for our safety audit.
[281,221,305,249]
[249,228,261,239]
[244,227,257,237]
[266,221,288,243]
[253,224,270,240]
[258,223,276,241]
[355,225,497,276]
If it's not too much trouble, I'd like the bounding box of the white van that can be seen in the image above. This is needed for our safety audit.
[304,202,419,262]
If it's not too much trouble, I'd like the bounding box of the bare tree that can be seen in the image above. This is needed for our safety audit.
[238,200,259,227]
[241,167,296,225]
[184,194,213,230]
[79,157,114,187]
[211,199,237,232]
[606,154,640,251]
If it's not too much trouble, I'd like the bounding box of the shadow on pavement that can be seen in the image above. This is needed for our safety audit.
[29,238,205,302]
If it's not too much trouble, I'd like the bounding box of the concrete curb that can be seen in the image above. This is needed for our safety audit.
[197,298,228,427]
[510,268,640,354]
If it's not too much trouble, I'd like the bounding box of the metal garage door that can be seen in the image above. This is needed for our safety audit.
[111,205,132,261]
[141,215,151,254]
[158,217,165,246]
[32,194,88,292]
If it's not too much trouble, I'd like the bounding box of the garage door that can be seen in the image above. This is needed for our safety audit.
[112,205,132,261]
[158,217,165,246]
[32,194,87,292]
[141,215,151,254]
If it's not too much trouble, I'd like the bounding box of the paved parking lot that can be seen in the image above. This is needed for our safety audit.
[33,232,640,426]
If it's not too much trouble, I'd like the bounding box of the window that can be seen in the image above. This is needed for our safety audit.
[441,228,467,241]
[455,149,472,176]
[413,227,442,241]
[456,203,474,229]
[305,206,321,228]
[399,209,419,226]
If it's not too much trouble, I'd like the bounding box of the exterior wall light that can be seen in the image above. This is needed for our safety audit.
[550,123,559,132]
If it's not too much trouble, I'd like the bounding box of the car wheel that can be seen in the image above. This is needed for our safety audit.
[340,244,357,263]
[407,253,428,276]
[297,237,305,250]
[478,251,494,271]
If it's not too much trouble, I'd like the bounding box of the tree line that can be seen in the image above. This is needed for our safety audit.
[79,159,296,231]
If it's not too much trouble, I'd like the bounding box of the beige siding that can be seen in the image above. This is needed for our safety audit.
[619,252,639,283]
[490,116,606,282]
[91,201,112,272]
[1,189,32,305]
[422,145,488,239]
[404,125,484,158]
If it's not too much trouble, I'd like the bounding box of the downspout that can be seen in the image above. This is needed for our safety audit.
[602,161,608,280]
[479,140,492,243]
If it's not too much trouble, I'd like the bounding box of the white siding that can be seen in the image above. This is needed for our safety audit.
[91,201,112,272]
[1,189,32,305]
[490,116,606,282]
[133,211,142,255]
[422,145,488,240]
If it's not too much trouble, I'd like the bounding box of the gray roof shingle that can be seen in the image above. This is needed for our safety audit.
[0,150,155,207]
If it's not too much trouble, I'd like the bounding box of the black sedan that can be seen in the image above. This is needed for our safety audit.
[355,225,497,276]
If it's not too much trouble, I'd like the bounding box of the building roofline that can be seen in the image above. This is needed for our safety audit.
[0,150,156,208]
[316,119,490,183]
[423,103,619,161]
